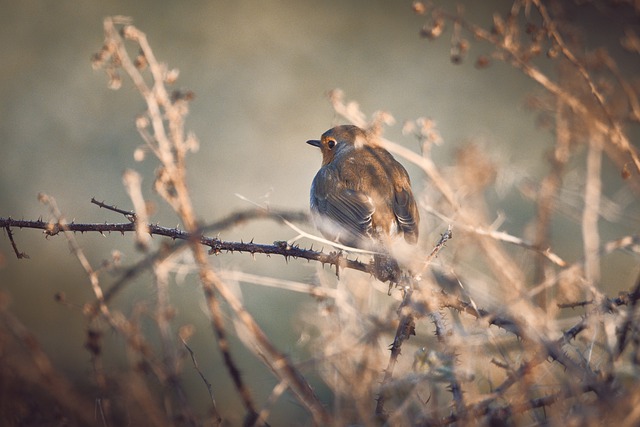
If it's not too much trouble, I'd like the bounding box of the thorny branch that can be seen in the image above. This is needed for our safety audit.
[0,212,371,286]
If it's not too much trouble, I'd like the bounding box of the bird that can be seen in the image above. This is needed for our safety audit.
[307,125,420,282]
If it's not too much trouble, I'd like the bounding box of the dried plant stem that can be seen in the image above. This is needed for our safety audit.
[531,0,610,122]
[426,208,566,267]
[96,17,331,424]
[532,96,572,307]
[154,258,197,424]
[37,194,111,319]
[435,5,640,174]
[583,131,603,287]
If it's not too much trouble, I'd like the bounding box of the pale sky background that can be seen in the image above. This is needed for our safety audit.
[1,1,639,424]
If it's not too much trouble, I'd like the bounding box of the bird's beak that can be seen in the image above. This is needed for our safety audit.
[306,139,321,148]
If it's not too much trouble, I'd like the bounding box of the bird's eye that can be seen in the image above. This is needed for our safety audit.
[327,139,336,149]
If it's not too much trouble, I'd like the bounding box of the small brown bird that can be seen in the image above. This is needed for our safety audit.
[307,125,420,280]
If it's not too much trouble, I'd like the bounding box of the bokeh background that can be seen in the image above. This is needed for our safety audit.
[1,1,639,424]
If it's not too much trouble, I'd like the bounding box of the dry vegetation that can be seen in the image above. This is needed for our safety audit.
[2,1,640,426]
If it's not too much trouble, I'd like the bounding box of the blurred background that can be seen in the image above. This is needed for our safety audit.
[1,0,639,425]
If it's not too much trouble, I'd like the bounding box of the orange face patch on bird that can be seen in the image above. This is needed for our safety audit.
[306,125,420,252]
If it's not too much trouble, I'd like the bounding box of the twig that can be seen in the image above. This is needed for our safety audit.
[424,224,453,265]
[527,233,640,301]
[375,287,416,419]
[614,271,640,359]
[3,225,29,259]
[153,256,197,424]
[182,339,222,426]
[425,207,566,267]
[254,380,288,427]
[422,384,593,426]
[91,197,136,220]
[531,0,612,125]
[376,227,455,418]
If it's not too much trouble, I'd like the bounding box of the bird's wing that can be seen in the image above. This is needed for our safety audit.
[393,186,419,244]
[325,188,375,236]
[312,168,375,246]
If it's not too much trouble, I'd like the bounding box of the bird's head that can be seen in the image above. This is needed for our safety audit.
[306,125,367,166]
